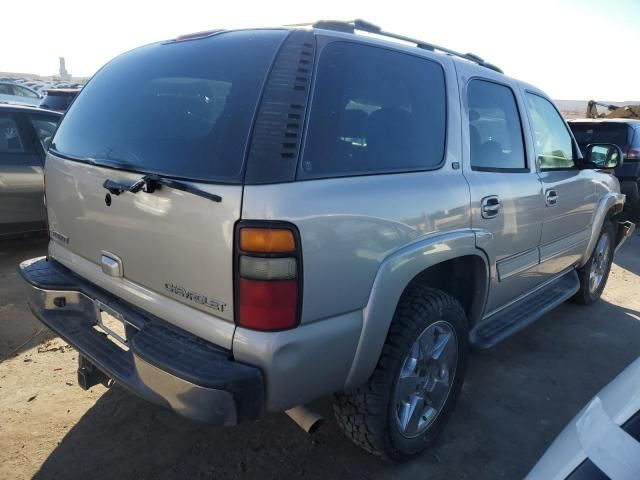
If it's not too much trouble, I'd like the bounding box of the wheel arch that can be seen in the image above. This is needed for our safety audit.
[580,192,625,267]
[343,229,489,389]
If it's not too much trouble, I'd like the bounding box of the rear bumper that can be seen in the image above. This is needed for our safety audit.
[19,256,264,425]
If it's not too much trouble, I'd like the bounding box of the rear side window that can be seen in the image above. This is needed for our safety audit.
[467,80,526,171]
[299,42,446,179]
[29,115,59,150]
[51,30,287,183]
[525,93,575,170]
[569,123,631,154]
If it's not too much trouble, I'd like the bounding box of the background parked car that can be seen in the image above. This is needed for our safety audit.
[0,81,43,107]
[568,119,640,222]
[39,88,81,112]
[0,103,61,237]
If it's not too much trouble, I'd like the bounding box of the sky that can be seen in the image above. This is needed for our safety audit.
[2,0,639,101]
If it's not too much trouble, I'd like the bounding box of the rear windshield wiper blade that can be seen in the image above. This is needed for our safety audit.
[103,174,222,203]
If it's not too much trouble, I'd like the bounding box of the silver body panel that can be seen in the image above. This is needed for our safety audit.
[45,155,240,349]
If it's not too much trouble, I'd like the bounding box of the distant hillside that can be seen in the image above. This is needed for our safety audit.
[555,99,640,119]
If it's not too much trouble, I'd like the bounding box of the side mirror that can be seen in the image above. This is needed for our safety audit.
[584,143,623,169]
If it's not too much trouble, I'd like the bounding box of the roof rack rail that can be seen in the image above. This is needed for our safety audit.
[297,19,503,74]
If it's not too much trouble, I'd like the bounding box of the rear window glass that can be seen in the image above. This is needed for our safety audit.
[51,30,286,183]
[569,123,631,153]
[299,42,446,179]
[40,94,76,112]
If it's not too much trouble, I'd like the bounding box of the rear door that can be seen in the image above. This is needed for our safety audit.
[43,30,288,346]
[524,93,597,277]
[456,67,545,313]
[0,111,45,236]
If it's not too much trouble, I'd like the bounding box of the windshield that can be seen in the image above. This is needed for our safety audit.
[51,30,286,183]
[569,122,631,154]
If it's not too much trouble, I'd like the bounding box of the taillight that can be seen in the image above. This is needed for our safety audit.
[625,147,640,161]
[235,223,302,331]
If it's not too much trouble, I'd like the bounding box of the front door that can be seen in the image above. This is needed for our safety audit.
[459,74,545,314]
[523,92,597,277]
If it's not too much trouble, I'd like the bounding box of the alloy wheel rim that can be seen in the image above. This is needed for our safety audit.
[589,232,611,294]
[393,320,458,438]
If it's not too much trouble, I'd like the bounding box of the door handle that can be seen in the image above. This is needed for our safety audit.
[545,189,558,206]
[481,195,500,219]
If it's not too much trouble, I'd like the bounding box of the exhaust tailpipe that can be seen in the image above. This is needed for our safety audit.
[285,406,324,434]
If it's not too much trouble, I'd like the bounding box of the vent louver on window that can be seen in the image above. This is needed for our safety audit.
[244,30,316,184]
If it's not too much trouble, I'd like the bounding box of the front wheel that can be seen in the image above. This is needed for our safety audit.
[572,220,615,305]
[333,286,468,461]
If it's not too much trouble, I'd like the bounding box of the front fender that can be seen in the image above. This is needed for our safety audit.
[579,192,625,267]
[343,229,489,389]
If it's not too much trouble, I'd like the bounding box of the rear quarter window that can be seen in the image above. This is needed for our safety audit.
[299,42,446,179]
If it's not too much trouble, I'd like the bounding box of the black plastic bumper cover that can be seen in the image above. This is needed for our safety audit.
[19,256,264,425]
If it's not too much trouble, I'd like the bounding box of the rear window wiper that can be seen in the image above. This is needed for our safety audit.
[103,174,222,203]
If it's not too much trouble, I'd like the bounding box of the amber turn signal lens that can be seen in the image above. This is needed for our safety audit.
[239,228,296,253]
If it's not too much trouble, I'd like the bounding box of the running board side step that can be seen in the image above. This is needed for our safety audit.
[470,270,580,349]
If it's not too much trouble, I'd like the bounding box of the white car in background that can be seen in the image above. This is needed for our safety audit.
[527,357,640,479]
[0,81,42,106]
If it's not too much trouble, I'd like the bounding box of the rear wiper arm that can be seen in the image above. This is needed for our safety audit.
[102,174,222,203]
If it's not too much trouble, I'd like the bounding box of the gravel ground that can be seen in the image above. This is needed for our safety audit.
[1,232,639,480]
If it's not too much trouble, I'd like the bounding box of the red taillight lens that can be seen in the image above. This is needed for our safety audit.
[235,223,301,331]
[626,147,640,161]
[238,279,298,330]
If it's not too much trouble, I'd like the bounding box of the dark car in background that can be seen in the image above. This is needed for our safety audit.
[39,88,81,112]
[0,104,62,237]
[568,119,640,221]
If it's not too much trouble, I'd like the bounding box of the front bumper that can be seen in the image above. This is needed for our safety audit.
[19,256,264,425]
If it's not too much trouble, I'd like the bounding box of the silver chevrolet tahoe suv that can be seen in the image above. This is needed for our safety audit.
[20,19,635,461]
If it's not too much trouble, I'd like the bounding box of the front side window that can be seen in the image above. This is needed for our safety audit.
[526,93,575,170]
[300,42,446,179]
[0,114,24,154]
[467,80,526,171]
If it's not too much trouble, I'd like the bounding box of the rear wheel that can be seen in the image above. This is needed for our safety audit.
[333,286,468,461]
[572,220,615,305]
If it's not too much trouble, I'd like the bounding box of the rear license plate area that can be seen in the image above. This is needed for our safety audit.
[93,301,131,351]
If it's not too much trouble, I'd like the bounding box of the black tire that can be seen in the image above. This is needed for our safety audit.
[333,286,469,461]
[572,220,615,305]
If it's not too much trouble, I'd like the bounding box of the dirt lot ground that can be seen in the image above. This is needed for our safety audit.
[1,233,639,480]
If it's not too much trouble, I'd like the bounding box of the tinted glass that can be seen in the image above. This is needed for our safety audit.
[40,94,75,112]
[569,122,631,153]
[29,115,60,150]
[526,93,574,169]
[300,42,446,178]
[0,114,24,153]
[51,30,287,182]
[467,80,526,170]
[0,84,12,95]
[13,86,38,98]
